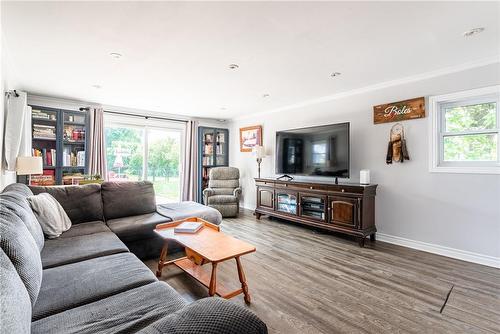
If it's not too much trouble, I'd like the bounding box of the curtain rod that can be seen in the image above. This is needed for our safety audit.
[79,107,188,123]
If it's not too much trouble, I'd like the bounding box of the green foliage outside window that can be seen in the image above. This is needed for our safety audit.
[443,102,498,161]
[105,127,181,202]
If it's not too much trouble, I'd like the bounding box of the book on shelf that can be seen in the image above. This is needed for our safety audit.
[32,110,53,120]
[62,173,84,185]
[202,156,214,166]
[77,151,85,166]
[216,133,225,143]
[51,149,56,166]
[64,126,86,141]
[204,144,213,154]
[63,150,85,167]
[33,124,56,139]
[204,133,213,142]
[42,148,48,166]
[32,148,56,166]
[30,170,55,186]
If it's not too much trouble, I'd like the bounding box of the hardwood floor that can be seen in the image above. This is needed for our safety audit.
[145,209,500,334]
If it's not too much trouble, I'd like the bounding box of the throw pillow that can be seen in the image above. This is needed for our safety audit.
[27,193,72,239]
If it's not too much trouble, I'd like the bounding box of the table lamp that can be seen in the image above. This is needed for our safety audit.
[16,156,43,185]
[252,145,266,178]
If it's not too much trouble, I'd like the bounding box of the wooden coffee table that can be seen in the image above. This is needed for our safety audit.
[154,217,256,304]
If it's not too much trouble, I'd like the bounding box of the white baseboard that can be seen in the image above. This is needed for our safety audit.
[377,233,500,269]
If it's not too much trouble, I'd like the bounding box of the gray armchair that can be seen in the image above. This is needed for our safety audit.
[203,167,241,217]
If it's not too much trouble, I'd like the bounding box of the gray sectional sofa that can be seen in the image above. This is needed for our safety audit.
[0,182,267,334]
[30,181,222,259]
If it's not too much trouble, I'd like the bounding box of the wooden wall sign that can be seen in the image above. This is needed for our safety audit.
[373,97,425,124]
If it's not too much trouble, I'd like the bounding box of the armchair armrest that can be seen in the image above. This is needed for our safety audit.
[233,187,242,199]
[138,297,267,334]
[203,188,215,197]
[202,188,215,205]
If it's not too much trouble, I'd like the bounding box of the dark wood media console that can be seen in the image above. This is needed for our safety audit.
[254,178,377,247]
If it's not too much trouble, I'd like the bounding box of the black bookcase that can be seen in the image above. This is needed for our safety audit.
[30,105,89,185]
[197,127,229,203]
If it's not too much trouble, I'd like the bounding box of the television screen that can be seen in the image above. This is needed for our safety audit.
[275,122,350,178]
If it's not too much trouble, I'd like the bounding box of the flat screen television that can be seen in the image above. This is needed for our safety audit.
[275,122,350,178]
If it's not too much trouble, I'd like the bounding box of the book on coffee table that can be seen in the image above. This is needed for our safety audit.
[174,221,203,234]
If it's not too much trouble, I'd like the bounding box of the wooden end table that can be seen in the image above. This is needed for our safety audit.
[154,217,256,304]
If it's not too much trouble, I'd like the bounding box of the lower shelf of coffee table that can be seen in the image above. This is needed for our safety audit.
[174,258,243,299]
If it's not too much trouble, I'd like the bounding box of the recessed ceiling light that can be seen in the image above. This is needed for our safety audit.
[220,107,227,110]
[330,72,341,77]
[109,52,123,59]
[262,94,270,98]
[91,84,102,89]
[463,27,485,37]
[228,64,239,70]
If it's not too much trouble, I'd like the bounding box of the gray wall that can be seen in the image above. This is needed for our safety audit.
[229,63,500,262]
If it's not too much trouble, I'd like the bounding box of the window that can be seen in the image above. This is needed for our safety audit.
[429,86,500,174]
[312,141,327,164]
[104,114,183,203]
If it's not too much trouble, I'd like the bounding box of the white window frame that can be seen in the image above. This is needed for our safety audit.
[104,113,185,201]
[429,85,500,174]
[311,140,327,165]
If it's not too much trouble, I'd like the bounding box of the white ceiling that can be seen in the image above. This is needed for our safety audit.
[2,1,499,120]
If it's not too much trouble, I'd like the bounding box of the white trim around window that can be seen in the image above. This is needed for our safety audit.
[429,85,500,174]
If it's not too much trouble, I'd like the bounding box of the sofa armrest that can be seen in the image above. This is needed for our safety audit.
[138,297,267,334]
[233,187,242,199]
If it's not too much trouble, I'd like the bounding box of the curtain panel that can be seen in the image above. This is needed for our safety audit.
[3,91,31,171]
[87,107,107,179]
[181,120,198,201]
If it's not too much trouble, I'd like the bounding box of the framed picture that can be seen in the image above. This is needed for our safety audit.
[239,125,262,152]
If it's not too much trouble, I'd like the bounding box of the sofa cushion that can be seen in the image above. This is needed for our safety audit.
[138,297,268,334]
[27,193,72,239]
[207,194,239,204]
[208,187,235,195]
[41,232,128,269]
[208,179,240,188]
[31,282,186,334]
[101,181,157,220]
[0,207,43,307]
[157,201,222,225]
[1,247,32,334]
[33,252,158,320]
[122,236,182,260]
[4,182,34,197]
[207,204,239,218]
[0,191,44,251]
[30,184,104,224]
[59,220,111,238]
[107,212,171,242]
[209,166,240,180]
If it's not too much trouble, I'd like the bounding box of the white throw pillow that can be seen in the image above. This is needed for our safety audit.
[27,193,72,239]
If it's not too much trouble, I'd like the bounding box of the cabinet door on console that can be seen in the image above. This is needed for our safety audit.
[328,196,359,228]
[257,187,274,210]
[275,191,298,215]
[299,194,326,221]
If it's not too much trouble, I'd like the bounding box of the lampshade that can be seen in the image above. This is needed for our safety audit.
[16,156,43,175]
[252,145,266,159]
